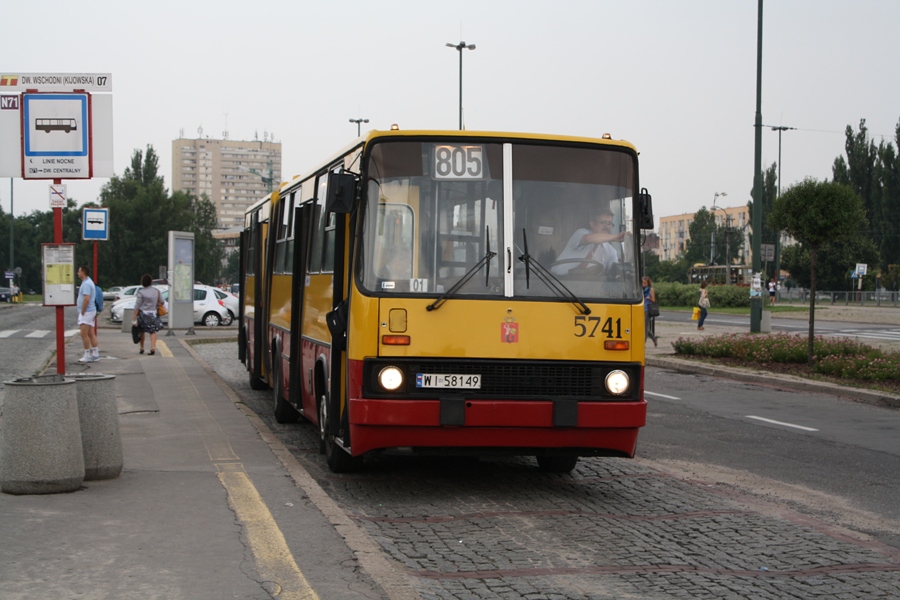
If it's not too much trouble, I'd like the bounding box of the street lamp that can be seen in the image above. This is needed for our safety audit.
[769,125,795,285]
[709,192,727,265]
[349,118,369,137]
[446,41,476,130]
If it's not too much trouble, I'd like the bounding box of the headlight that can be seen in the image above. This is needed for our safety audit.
[378,366,404,391]
[604,370,630,395]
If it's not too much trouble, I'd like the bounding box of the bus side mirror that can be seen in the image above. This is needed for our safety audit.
[637,188,654,230]
[326,171,358,214]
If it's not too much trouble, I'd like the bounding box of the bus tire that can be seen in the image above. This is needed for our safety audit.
[536,455,578,473]
[272,360,299,424]
[318,393,362,473]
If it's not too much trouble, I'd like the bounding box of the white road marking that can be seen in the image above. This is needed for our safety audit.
[24,330,51,338]
[0,330,20,338]
[746,415,818,432]
[64,329,81,337]
[645,391,682,400]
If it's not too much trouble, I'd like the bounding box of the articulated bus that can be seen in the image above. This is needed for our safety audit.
[239,129,654,473]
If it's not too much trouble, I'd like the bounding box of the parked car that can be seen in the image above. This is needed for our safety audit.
[103,286,124,301]
[0,287,11,303]
[109,285,167,322]
[111,285,229,327]
[212,288,238,326]
[114,285,142,302]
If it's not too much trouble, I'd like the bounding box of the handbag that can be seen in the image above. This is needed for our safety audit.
[647,301,660,317]
[157,289,168,316]
[131,325,142,344]
[699,296,710,309]
[691,307,701,320]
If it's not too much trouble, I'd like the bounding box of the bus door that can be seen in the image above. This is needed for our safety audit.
[289,203,314,414]
[238,229,247,363]
[250,213,266,382]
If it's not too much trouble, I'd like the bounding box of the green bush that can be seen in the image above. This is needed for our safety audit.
[672,333,900,383]
[653,282,751,308]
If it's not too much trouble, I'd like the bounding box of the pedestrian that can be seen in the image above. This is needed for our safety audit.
[768,278,777,305]
[76,265,100,362]
[641,275,658,347]
[697,281,710,330]
[132,274,166,355]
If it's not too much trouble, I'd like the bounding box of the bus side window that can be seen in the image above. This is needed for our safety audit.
[309,177,329,273]
[284,191,297,274]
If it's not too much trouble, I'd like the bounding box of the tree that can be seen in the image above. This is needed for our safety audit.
[747,162,779,278]
[98,146,222,285]
[768,179,867,363]
[222,248,240,284]
[833,118,900,272]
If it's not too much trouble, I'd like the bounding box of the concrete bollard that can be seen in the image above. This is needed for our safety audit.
[67,374,123,481]
[0,375,85,495]
[761,310,772,333]
[121,308,133,333]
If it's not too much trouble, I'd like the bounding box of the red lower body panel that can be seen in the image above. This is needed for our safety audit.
[348,398,646,457]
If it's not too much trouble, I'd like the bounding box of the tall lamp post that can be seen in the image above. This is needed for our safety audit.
[446,41,476,130]
[769,125,795,286]
[709,192,727,265]
[349,118,369,137]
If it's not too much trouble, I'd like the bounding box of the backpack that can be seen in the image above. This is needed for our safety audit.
[94,286,104,313]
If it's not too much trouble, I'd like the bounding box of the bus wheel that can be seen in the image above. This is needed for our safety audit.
[318,393,362,473]
[272,361,299,424]
[536,455,578,473]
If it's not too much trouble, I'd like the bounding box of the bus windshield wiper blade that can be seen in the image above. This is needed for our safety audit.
[427,248,497,312]
[519,229,591,315]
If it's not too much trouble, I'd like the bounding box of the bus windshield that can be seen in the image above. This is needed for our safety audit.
[359,139,640,302]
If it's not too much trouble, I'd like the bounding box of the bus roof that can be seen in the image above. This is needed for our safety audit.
[244,129,639,218]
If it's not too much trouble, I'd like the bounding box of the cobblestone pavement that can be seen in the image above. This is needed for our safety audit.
[193,339,900,599]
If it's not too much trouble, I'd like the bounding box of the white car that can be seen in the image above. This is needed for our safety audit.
[103,286,124,301]
[111,285,229,327]
[114,284,142,302]
[211,288,238,326]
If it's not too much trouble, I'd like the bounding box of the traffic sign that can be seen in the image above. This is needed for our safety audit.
[856,263,867,276]
[49,183,67,208]
[83,208,109,241]
[22,93,90,179]
[761,243,775,262]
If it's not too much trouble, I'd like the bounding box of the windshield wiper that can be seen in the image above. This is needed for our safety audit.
[427,227,497,312]
[519,229,591,315]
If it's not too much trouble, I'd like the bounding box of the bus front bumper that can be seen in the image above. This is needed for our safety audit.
[347,397,646,457]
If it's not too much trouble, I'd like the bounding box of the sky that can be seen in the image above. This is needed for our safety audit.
[1,0,898,224]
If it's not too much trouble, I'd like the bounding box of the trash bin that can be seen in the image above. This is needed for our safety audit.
[67,373,122,481]
[121,308,133,334]
[0,375,84,495]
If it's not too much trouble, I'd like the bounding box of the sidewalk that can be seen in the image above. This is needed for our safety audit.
[0,324,392,600]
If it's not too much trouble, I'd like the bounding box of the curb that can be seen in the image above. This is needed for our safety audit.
[647,355,900,409]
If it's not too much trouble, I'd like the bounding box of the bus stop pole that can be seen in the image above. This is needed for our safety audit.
[93,240,98,338]
[53,179,65,374]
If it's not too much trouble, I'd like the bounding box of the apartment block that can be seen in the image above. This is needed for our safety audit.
[657,205,752,264]
[172,137,282,229]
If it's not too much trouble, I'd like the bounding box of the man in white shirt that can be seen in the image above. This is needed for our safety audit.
[76,265,100,363]
[551,209,625,276]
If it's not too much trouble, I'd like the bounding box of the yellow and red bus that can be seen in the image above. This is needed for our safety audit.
[239,129,654,473]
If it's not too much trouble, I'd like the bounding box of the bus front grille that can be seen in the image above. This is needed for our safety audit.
[362,359,641,401]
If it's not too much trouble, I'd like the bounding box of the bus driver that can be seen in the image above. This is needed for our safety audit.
[550,208,625,276]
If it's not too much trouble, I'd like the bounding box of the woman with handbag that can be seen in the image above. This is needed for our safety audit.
[641,276,658,347]
[131,274,167,355]
[697,281,710,330]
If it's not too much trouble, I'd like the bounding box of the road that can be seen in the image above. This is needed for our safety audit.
[0,303,80,390]
[193,339,900,599]
[642,365,900,546]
